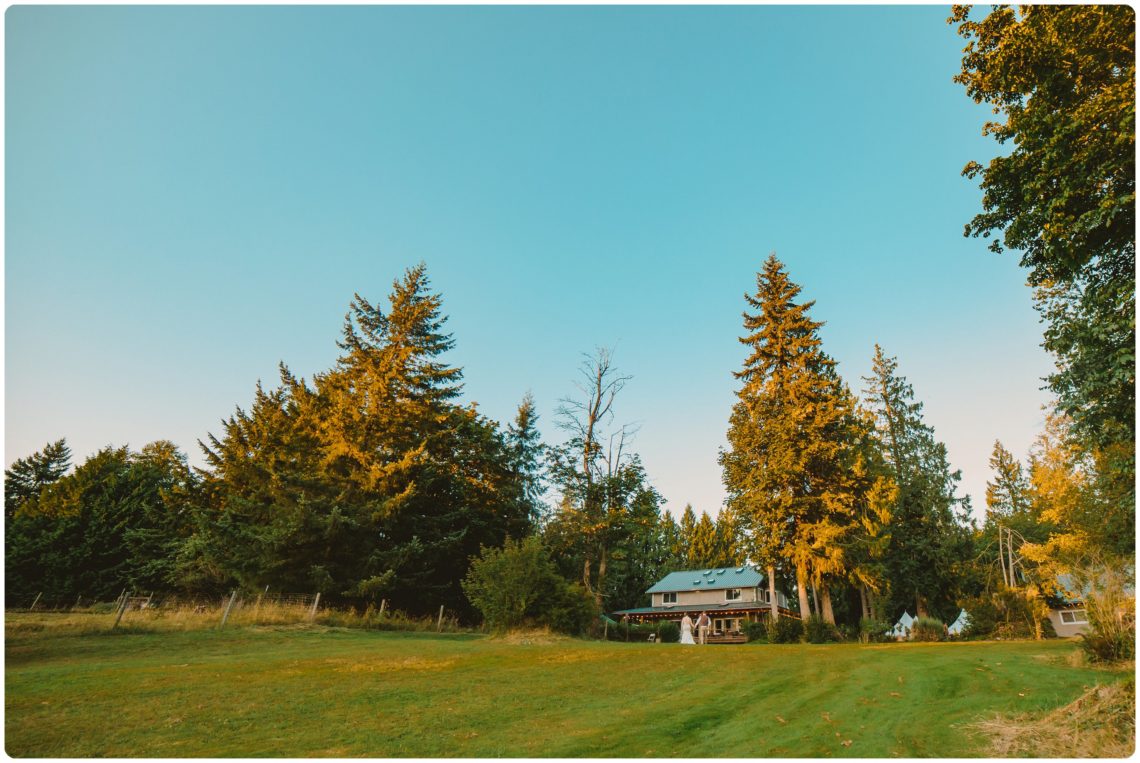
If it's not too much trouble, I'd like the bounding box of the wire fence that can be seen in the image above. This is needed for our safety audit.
[6,589,467,636]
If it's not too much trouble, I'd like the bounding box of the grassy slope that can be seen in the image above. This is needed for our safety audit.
[4,614,1124,757]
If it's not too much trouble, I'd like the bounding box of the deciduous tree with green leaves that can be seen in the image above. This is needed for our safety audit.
[950,4,1135,505]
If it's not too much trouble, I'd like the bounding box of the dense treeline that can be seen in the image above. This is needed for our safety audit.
[6,254,1131,635]
[8,267,539,618]
[6,7,1132,645]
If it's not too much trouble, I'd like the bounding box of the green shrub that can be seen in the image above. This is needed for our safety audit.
[858,617,890,643]
[744,620,768,642]
[463,538,596,635]
[804,615,839,643]
[910,616,946,642]
[544,582,597,636]
[657,621,680,643]
[1079,631,1134,663]
[767,617,803,643]
[960,589,1056,640]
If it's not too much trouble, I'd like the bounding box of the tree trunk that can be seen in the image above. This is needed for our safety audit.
[998,526,1008,586]
[915,592,927,618]
[821,584,835,625]
[595,546,607,611]
[768,566,778,622]
[859,585,870,620]
[809,580,820,618]
[796,563,810,619]
[582,557,592,592]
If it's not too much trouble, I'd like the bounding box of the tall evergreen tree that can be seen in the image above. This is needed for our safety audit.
[5,439,71,519]
[190,264,530,614]
[721,254,868,623]
[678,504,697,559]
[688,511,718,568]
[862,345,974,620]
[506,392,547,527]
[985,440,1032,521]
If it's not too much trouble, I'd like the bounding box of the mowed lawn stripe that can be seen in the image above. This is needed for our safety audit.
[5,621,1119,757]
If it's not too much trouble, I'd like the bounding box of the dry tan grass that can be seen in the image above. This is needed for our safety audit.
[495,626,572,645]
[6,600,320,636]
[971,679,1135,758]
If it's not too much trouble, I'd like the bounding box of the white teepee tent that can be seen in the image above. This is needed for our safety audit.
[947,609,970,636]
[889,611,915,639]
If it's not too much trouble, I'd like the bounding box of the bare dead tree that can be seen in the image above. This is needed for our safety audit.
[553,347,637,609]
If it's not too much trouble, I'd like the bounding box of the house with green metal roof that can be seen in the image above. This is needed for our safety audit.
[612,565,798,641]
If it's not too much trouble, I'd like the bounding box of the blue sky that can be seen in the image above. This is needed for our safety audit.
[5,6,1053,522]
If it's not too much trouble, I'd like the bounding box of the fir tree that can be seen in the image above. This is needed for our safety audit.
[688,511,718,568]
[721,254,866,622]
[5,439,71,519]
[862,345,974,620]
[507,392,546,527]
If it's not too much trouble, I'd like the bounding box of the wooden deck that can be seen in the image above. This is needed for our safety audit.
[705,632,747,644]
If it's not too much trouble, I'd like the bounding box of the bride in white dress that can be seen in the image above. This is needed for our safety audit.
[680,614,696,645]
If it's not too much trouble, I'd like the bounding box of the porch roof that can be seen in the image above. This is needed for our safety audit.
[612,601,799,619]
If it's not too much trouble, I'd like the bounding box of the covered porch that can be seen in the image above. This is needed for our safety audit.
[611,601,800,643]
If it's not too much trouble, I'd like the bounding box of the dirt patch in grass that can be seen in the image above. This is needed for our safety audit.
[971,678,1135,757]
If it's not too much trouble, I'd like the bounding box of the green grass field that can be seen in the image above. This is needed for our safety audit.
[4,613,1128,757]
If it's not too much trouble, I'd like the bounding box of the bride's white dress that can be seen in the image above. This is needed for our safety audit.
[680,619,695,645]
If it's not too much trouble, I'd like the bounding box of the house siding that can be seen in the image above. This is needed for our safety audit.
[652,587,761,607]
[1047,608,1091,637]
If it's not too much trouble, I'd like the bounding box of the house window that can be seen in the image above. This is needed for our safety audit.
[662,592,677,604]
[725,588,741,601]
[1060,610,1088,624]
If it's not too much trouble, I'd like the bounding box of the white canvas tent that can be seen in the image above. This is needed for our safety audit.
[889,611,915,639]
[947,609,969,636]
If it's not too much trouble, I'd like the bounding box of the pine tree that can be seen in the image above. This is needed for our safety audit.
[678,504,697,560]
[190,264,529,614]
[986,441,1032,521]
[688,511,718,568]
[712,509,745,568]
[5,439,71,519]
[862,345,974,620]
[507,392,546,527]
[721,254,865,623]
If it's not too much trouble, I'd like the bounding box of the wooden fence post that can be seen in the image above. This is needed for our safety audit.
[437,605,445,632]
[308,592,321,623]
[378,599,387,618]
[143,592,154,610]
[219,590,238,629]
[112,591,131,629]
[29,592,42,611]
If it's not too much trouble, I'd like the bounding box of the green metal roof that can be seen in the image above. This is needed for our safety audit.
[612,601,799,618]
[645,566,766,594]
